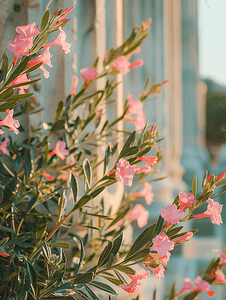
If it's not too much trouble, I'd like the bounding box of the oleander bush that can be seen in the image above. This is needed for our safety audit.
[0,2,225,300]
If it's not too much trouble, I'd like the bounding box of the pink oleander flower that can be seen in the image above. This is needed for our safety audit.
[128,95,143,115]
[212,249,226,265]
[115,159,135,187]
[153,252,171,265]
[0,252,10,257]
[7,35,33,58]
[193,276,216,297]
[144,263,165,281]
[112,56,130,75]
[178,278,195,295]
[132,183,154,205]
[128,204,149,228]
[210,268,226,284]
[178,191,197,210]
[138,156,158,166]
[48,141,69,160]
[150,232,174,256]
[9,73,30,94]
[58,156,75,170]
[0,138,10,156]
[71,76,79,96]
[0,109,20,135]
[160,204,184,224]
[125,113,146,132]
[171,232,193,244]
[42,171,54,181]
[119,269,150,294]
[129,59,144,70]
[80,67,98,83]
[28,48,53,79]
[193,198,223,226]
[43,27,71,54]
[16,22,39,39]
[216,170,226,181]
[132,164,152,174]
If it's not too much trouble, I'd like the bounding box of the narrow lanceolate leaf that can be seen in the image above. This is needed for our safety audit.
[26,260,37,291]
[183,291,200,300]
[73,239,85,277]
[25,149,32,182]
[192,175,197,198]
[125,223,155,259]
[36,216,48,246]
[73,272,94,284]
[70,173,79,204]
[89,281,117,295]
[17,282,31,300]
[72,195,92,211]
[97,241,113,267]
[118,131,136,159]
[167,282,176,300]
[111,233,123,256]
[58,193,67,221]
[0,87,14,100]
[41,9,50,31]
[104,144,111,175]
[152,215,164,239]
[123,248,150,263]
[83,158,92,189]
[166,226,183,237]
[114,265,135,275]
[4,56,30,87]
[0,237,9,247]
[2,53,8,82]
[106,205,132,229]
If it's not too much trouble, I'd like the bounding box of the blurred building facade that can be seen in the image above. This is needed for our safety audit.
[0,0,225,299]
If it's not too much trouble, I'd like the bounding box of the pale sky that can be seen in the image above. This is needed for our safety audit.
[198,0,226,86]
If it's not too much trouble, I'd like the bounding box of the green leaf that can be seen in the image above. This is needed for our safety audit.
[111,233,123,256]
[119,146,139,158]
[0,87,14,100]
[152,215,164,238]
[152,287,157,300]
[114,265,135,275]
[74,239,85,277]
[4,56,30,87]
[55,101,64,120]
[51,119,65,132]
[48,242,71,249]
[183,291,200,300]
[73,272,94,284]
[70,173,79,204]
[106,205,132,229]
[0,237,9,247]
[166,226,183,237]
[192,176,197,198]
[89,187,105,199]
[17,282,31,300]
[97,241,113,267]
[104,144,111,175]
[125,223,155,259]
[25,149,32,182]
[167,282,176,300]
[27,194,39,212]
[9,78,41,89]
[23,62,43,74]
[123,248,150,263]
[26,260,37,291]
[72,195,92,211]
[36,216,47,246]
[41,9,50,31]
[119,131,136,158]
[100,275,121,286]
[201,170,208,187]
[1,53,8,82]
[89,281,117,295]
[72,88,85,104]
[100,120,109,134]
[58,194,67,221]
[83,158,92,189]
[84,284,100,300]
[5,233,33,246]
